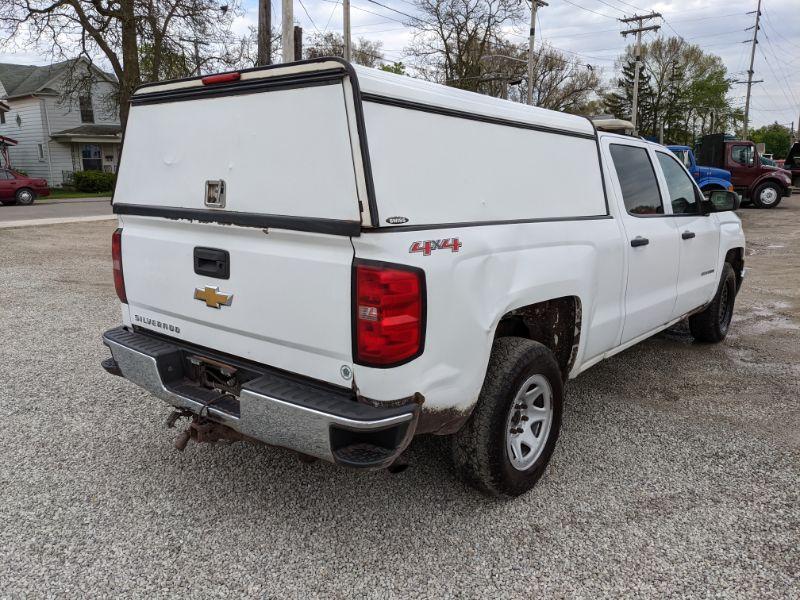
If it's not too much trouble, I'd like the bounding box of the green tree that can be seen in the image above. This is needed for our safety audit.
[380,62,407,75]
[750,122,792,159]
[606,36,735,143]
[604,58,655,133]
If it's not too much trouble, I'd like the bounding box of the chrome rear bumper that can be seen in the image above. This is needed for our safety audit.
[102,327,418,469]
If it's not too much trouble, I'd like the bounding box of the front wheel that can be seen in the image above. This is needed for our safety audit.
[451,337,563,497]
[15,188,36,206]
[689,263,737,343]
[751,182,782,209]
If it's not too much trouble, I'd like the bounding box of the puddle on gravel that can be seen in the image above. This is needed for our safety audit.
[733,301,799,335]
[746,241,789,256]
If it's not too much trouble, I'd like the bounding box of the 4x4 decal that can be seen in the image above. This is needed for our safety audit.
[409,238,462,256]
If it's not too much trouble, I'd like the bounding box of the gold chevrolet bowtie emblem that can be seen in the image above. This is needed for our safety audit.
[194,286,233,309]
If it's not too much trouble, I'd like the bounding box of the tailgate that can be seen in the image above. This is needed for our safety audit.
[113,61,369,386]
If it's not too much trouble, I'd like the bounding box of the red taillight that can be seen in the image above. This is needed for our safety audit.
[201,72,241,85]
[354,261,425,367]
[112,228,127,304]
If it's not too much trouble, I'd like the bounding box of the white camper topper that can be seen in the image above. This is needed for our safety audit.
[105,59,745,496]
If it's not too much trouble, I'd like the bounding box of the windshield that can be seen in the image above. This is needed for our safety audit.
[673,150,691,168]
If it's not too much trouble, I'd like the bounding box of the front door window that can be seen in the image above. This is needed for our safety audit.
[656,152,700,215]
[731,145,754,167]
[81,144,102,171]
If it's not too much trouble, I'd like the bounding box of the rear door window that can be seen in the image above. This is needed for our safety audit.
[656,152,700,215]
[609,144,664,215]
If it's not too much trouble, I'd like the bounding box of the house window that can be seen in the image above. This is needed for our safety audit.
[0,112,5,125]
[37,143,45,161]
[81,144,102,171]
[79,95,95,123]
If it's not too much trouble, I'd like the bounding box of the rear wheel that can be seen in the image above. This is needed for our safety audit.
[451,337,563,497]
[751,182,782,209]
[15,188,35,205]
[689,263,737,343]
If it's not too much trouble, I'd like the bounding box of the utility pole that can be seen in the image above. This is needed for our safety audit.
[343,0,352,61]
[294,25,303,61]
[620,12,661,136]
[526,0,547,106]
[281,0,294,63]
[742,0,762,139]
[257,0,271,65]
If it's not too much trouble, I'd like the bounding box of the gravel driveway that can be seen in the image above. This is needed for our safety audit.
[1,203,798,598]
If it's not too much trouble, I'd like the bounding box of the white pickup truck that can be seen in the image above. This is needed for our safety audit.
[102,59,745,496]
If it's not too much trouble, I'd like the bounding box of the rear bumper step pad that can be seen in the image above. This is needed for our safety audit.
[101,327,418,469]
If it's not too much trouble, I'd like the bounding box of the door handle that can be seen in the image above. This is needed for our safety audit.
[682,231,696,240]
[630,236,649,247]
[194,247,230,279]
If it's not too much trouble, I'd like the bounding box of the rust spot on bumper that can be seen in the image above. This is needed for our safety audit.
[416,407,469,435]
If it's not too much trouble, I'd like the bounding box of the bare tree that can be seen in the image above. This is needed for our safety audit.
[480,41,602,112]
[406,0,523,91]
[304,32,385,68]
[0,0,241,128]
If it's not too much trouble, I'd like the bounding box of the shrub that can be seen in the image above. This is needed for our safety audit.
[74,170,116,193]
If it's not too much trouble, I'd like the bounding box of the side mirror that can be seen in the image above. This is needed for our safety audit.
[706,190,740,212]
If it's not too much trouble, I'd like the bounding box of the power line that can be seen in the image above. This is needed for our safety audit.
[362,0,424,24]
[560,0,618,20]
[588,0,626,15]
[760,2,800,51]
[757,45,798,113]
[297,0,321,33]
[758,22,799,108]
[323,0,340,32]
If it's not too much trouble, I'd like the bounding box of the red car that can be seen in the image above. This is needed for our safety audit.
[0,168,50,205]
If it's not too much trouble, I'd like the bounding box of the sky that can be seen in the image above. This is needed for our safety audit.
[1,0,798,129]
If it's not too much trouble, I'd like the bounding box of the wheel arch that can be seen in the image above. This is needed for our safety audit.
[492,295,583,380]
[750,175,789,197]
[699,179,729,192]
[724,247,745,291]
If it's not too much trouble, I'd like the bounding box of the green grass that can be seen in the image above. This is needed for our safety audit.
[43,189,112,200]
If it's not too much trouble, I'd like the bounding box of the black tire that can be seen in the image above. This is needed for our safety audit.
[15,187,36,206]
[451,337,563,497]
[751,182,782,209]
[689,262,737,343]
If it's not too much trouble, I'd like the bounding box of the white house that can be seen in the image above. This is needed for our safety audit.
[0,58,120,186]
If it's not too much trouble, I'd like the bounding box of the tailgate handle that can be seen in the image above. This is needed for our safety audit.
[194,247,230,279]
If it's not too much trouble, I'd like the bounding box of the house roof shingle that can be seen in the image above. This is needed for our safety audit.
[51,124,121,138]
[0,59,116,99]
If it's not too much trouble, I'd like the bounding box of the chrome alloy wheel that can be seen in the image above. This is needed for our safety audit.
[505,374,554,471]
[17,189,34,204]
[759,186,778,206]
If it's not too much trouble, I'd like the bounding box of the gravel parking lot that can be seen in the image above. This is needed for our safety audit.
[1,200,798,598]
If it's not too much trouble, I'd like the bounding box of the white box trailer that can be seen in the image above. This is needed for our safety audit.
[105,59,744,496]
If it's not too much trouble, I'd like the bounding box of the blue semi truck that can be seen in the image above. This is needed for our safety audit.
[667,145,734,193]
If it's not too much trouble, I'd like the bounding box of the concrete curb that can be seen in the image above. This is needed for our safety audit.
[0,215,117,229]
